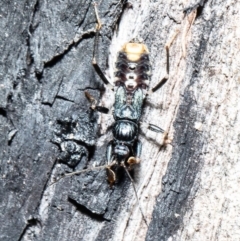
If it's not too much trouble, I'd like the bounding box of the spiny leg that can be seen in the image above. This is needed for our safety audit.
[92,3,113,89]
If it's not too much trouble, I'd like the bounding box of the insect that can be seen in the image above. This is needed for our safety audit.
[51,3,172,225]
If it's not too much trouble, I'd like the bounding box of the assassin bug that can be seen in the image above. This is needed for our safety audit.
[87,3,167,185]
[51,3,173,225]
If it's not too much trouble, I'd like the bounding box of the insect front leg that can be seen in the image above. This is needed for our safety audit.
[92,3,113,89]
[147,30,179,95]
[85,91,109,114]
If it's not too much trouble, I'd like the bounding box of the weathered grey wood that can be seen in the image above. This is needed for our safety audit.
[1,0,239,241]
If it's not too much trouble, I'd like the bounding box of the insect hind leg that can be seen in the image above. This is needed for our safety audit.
[127,140,142,168]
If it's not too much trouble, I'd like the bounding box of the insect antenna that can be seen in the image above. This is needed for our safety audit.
[122,163,149,227]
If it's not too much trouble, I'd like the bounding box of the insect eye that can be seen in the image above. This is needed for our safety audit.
[141,54,149,61]
[118,52,126,59]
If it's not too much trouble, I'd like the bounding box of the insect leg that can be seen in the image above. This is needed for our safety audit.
[92,3,113,89]
[106,142,113,165]
[49,148,118,187]
[106,142,117,186]
[127,140,142,166]
[121,162,149,227]
[85,91,109,114]
[140,121,164,133]
[148,30,179,94]
[48,165,109,187]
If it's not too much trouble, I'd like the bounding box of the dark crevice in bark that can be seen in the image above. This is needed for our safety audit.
[41,101,52,107]
[184,0,208,17]
[0,108,7,118]
[18,218,41,241]
[84,145,95,161]
[44,30,95,69]
[68,197,107,222]
[195,1,207,18]
[35,71,43,83]
[55,95,75,103]
[146,7,215,241]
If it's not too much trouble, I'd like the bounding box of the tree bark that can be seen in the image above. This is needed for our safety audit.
[0,0,239,241]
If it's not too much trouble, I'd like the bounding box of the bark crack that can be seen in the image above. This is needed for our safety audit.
[44,28,96,68]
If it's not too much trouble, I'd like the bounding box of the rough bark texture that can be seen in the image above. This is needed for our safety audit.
[0,0,239,241]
